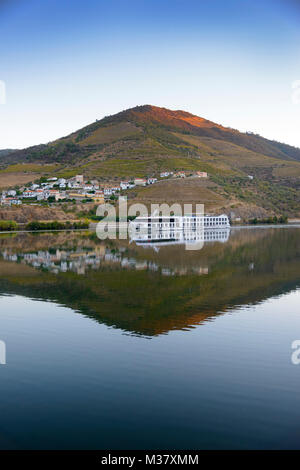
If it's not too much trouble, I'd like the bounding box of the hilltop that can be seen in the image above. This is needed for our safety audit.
[1,105,300,217]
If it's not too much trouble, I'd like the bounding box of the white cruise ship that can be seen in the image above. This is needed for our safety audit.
[128,214,230,248]
[129,213,230,232]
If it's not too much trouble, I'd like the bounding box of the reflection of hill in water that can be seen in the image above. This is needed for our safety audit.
[0,228,300,336]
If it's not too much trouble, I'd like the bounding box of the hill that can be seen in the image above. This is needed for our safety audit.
[1,105,300,216]
[0,149,16,158]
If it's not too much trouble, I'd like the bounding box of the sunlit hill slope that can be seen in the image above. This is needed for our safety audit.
[1,105,300,216]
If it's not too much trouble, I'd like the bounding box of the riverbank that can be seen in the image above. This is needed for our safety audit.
[232,224,300,230]
[1,222,300,236]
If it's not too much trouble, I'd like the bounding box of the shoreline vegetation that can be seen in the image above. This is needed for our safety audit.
[0,220,18,231]
[249,215,288,225]
[26,220,90,231]
[0,220,90,232]
[0,215,294,233]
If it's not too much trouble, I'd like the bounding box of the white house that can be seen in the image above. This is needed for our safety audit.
[120,181,131,190]
[75,175,84,184]
[58,178,67,188]
[22,190,37,198]
[35,189,46,200]
[68,181,81,189]
[84,184,94,191]
[1,198,22,206]
[104,188,114,197]
[104,186,120,197]
[147,178,157,185]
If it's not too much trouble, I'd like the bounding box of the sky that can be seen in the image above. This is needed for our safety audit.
[0,0,300,149]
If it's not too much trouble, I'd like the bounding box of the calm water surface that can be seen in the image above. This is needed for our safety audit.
[0,227,300,449]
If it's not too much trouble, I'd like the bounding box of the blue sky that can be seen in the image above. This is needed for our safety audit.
[0,0,300,149]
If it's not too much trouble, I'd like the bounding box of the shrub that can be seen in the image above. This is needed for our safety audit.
[249,216,288,225]
[0,220,18,231]
[25,220,90,231]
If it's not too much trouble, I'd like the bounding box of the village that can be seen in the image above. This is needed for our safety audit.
[0,170,208,207]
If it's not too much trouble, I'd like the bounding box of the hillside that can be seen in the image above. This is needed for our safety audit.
[1,105,300,216]
[0,149,16,158]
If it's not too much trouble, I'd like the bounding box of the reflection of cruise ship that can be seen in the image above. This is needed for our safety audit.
[129,214,230,247]
[130,227,230,247]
